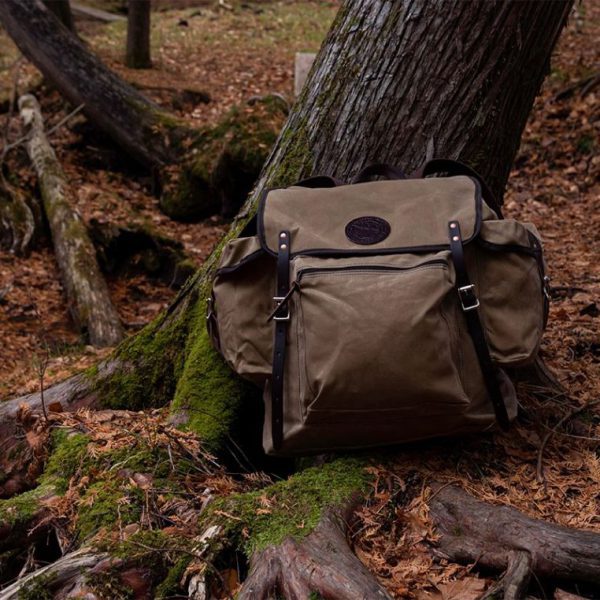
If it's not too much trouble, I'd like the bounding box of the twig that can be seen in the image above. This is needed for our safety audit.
[552,71,600,102]
[536,399,600,484]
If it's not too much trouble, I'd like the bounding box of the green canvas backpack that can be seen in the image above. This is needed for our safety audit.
[207,160,549,455]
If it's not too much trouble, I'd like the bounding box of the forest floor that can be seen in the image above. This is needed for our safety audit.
[0,1,599,598]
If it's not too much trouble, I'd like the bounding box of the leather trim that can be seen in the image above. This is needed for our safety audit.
[449,221,510,430]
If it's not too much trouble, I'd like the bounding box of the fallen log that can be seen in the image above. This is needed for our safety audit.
[19,94,123,347]
[430,485,600,596]
[70,2,126,23]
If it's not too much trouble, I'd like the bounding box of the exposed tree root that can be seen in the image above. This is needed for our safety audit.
[0,485,57,554]
[239,507,392,600]
[480,550,532,600]
[0,364,109,498]
[0,548,107,599]
[429,485,600,593]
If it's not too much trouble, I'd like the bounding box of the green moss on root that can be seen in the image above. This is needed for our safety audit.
[170,299,250,451]
[43,429,89,493]
[154,556,191,599]
[201,458,370,555]
[0,483,54,527]
[15,573,55,600]
[94,306,191,411]
[76,479,143,541]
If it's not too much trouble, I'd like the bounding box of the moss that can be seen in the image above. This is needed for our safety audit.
[43,429,89,493]
[201,458,370,555]
[76,479,143,541]
[267,118,313,188]
[170,299,250,451]
[154,556,191,599]
[17,573,55,600]
[0,482,55,527]
[95,304,191,411]
[161,96,287,221]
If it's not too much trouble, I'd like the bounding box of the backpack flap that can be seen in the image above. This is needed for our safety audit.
[259,176,497,256]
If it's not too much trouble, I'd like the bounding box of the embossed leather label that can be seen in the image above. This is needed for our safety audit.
[345,216,391,245]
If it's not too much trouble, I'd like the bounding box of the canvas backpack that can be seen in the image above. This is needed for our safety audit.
[207,160,549,455]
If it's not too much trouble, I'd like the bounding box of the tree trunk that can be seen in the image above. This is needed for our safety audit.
[43,0,75,32]
[126,0,151,69]
[0,0,191,168]
[19,94,124,347]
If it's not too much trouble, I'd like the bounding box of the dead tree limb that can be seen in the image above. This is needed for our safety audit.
[19,94,123,347]
[430,486,600,588]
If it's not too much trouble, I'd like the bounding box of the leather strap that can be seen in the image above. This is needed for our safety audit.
[352,163,407,184]
[271,230,290,450]
[448,221,510,430]
[294,175,343,188]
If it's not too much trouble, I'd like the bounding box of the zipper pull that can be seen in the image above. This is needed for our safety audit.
[267,281,299,323]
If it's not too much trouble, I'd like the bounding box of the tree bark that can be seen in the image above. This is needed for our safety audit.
[19,94,124,347]
[43,0,75,32]
[430,485,600,587]
[126,0,151,69]
[0,548,108,599]
[0,0,191,168]
[239,506,392,600]
[262,0,573,201]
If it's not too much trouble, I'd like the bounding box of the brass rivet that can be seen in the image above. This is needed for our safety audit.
[280,232,287,238]
[452,236,459,242]
[281,244,287,250]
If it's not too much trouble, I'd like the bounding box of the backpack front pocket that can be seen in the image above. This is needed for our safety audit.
[290,254,470,423]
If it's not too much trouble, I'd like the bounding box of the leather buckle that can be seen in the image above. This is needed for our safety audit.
[458,284,480,312]
[272,296,290,321]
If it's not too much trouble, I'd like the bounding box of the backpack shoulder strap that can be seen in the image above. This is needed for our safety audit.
[293,175,344,188]
[418,158,503,217]
[352,163,407,184]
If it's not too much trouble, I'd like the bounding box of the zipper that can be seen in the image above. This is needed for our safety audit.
[297,259,448,282]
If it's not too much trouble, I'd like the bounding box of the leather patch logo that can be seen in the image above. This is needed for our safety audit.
[345,216,391,245]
